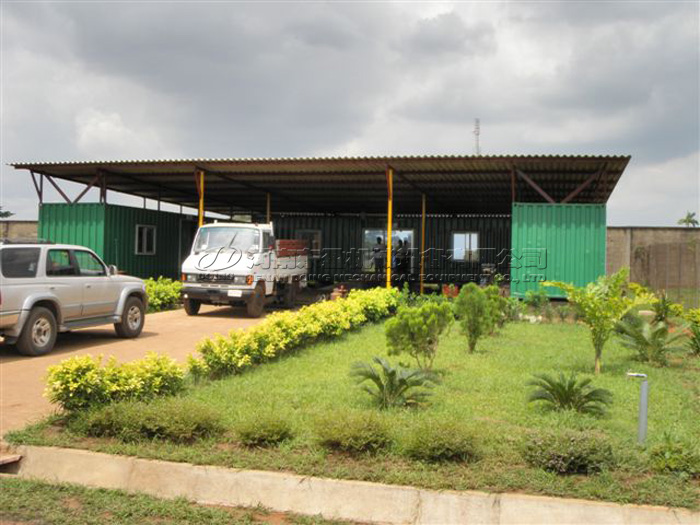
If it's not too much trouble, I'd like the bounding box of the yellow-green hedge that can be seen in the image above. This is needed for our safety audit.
[188,287,399,379]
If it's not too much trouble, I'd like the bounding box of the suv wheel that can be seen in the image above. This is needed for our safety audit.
[16,306,58,356]
[114,296,145,338]
[184,298,201,316]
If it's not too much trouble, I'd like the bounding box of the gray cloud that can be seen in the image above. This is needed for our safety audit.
[1,1,698,226]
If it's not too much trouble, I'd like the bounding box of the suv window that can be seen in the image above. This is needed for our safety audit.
[74,250,106,276]
[46,249,78,276]
[1,248,40,278]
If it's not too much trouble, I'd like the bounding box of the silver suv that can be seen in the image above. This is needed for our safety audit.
[0,242,148,356]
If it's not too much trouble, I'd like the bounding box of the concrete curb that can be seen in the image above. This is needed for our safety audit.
[5,444,698,524]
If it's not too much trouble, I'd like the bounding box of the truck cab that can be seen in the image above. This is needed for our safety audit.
[180,222,307,317]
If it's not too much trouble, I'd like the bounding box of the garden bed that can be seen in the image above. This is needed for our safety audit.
[8,320,700,509]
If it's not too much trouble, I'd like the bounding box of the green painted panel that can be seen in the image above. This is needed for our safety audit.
[510,203,606,299]
[38,203,106,257]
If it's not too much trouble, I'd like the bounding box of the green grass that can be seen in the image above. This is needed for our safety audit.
[0,477,344,524]
[8,321,700,509]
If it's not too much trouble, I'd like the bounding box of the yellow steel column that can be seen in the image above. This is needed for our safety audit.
[420,193,426,294]
[266,192,271,223]
[385,166,394,289]
[196,169,205,227]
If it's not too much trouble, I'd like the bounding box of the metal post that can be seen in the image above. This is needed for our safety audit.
[266,192,271,223]
[628,373,648,445]
[420,193,426,294]
[385,166,394,289]
[196,169,205,227]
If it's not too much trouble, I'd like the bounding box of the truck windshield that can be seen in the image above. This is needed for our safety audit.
[193,227,260,254]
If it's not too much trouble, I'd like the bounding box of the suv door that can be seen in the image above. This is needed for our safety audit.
[45,248,82,320]
[72,250,121,317]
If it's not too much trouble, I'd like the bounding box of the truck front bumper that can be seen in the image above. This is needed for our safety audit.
[181,285,255,304]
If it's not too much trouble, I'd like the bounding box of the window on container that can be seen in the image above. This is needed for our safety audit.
[135,225,156,255]
[1,248,40,278]
[452,232,479,263]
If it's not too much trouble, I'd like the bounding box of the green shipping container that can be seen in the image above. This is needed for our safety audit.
[39,203,198,279]
[510,203,606,299]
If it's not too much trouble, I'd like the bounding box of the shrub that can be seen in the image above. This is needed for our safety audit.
[544,269,655,374]
[235,414,294,447]
[557,305,571,323]
[524,289,549,312]
[350,357,439,409]
[616,318,687,365]
[453,283,492,353]
[45,353,185,412]
[685,308,700,325]
[73,398,224,443]
[144,277,182,313]
[523,430,615,475]
[315,412,391,454]
[505,297,523,322]
[542,303,555,323]
[686,322,700,357]
[648,434,700,478]
[651,291,684,324]
[385,302,453,369]
[401,420,478,463]
[527,373,612,416]
[484,285,509,331]
[192,287,399,379]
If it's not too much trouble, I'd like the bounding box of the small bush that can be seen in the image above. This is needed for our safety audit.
[74,398,224,443]
[453,283,492,353]
[144,277,182,313]
[542,303,555,323]
[616,318,686,365]
[45,353,185,412]
[315,412,391,454]
[686,322,700,357]
[648,434,700,478]
[557,305,571,323]
[350,357,439,409]
[401,420,478,463]
[523,430,615,475]
[524,289,549,312]
[235,414,294,447]
[385,302,453,369]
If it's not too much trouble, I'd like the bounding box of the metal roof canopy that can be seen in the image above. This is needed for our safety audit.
[11,154,630,215]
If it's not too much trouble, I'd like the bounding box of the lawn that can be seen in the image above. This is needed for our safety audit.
[0,477,348,524]
[8,320,700,509]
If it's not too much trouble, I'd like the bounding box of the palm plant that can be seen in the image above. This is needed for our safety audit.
[686,323,700,357]
[350,357,439,409]
[527,373,612,416]
[616,318,687,365]
[677,211,698,228]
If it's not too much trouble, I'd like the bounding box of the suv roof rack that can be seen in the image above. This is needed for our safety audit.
[0,238,55,245]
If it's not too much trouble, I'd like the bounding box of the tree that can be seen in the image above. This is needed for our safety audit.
[385,302,453,369]
[453,283,493,353]
[677,211,698,227]
[0,206,13,218]
[544,269,654,374]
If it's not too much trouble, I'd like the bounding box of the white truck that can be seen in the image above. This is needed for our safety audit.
[180,222,308,317]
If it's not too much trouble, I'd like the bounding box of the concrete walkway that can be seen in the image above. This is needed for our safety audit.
[5,445,698,525]
[0,306,263,435]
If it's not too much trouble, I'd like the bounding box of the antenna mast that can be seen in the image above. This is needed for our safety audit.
[473,118,481,155]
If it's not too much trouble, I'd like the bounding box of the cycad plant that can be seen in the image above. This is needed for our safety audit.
[350,357,439,409]
[527,373,613,416]
[616,318,687,365]
[685,323,700,357]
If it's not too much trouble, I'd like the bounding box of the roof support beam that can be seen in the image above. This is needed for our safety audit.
[29,171,43,204]
[561,166,606,203]
[394,171,449,209]
[43,173,72,204]
[515,169,555,204]
[72,172,102,204]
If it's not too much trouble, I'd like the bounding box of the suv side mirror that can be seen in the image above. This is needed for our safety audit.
[108,264,118,276]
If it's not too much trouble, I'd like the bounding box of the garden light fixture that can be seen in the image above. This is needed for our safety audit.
[627,372,648,445]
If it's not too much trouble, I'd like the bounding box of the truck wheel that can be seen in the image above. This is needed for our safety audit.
[114,296,145,338]
[15,306,57,356]
[184,298,201,316]
[246,282,266,318]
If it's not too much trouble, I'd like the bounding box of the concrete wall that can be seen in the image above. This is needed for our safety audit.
[0,220,38,240]
[607,227,700,275]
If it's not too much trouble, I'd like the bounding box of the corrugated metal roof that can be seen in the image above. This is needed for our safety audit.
[10,154,630,215]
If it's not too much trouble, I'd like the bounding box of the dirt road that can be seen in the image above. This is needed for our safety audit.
[0,306,263,436]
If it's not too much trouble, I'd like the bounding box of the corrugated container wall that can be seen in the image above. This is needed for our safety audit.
[510,203,606,299]
[39,203,192,280]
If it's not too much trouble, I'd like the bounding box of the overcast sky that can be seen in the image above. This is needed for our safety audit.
[1,1,698,225]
